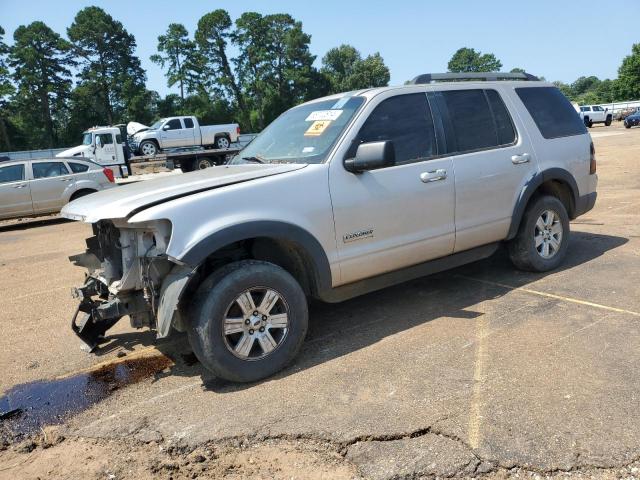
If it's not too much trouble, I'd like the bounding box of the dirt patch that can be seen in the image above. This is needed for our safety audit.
[0,436,359,480]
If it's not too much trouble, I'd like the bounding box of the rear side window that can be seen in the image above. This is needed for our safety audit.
[33,162,69,179]
[441,89,515,153]
[486,90,517,146]
[355,93,436,164]
[0,164,24,184]
[184,118,194,128]
[516,87,587,139]
[69,162,89,173]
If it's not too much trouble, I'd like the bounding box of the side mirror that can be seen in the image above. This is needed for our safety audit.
[162,124,171,131]
[95,136,102,148]
[344,141,395,173]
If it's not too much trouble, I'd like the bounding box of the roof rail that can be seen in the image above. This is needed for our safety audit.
[409,72,539,84]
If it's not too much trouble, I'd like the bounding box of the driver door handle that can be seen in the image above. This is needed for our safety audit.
[511,153,531,164]
[420,169,447,183]
[13,183,27,189]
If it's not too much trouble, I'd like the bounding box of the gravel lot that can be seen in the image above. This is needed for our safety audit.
[1,123,639,479]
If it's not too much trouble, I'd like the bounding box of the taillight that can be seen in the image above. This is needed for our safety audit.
[236,126,241,136]
[103,168,115,183]
[590,142,597,174]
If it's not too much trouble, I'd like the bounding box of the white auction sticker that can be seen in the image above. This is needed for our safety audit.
[305,110,343,122]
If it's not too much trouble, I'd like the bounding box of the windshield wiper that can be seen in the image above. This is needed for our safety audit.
[242,156,265,164]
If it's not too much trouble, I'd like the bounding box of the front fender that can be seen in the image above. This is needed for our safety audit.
[156,264,197,338]
[179,221,333,296]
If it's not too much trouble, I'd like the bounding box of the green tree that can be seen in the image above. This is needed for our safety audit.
[0,25,15,150]
[234,12,317,129]
[321,44,390,93]
[8,21,75,148]
[447,47,502,73]
[617,43,640,100]
[195,10,247,124]
[150,23,198,100]
[68,6,147,124]
[510,67,526,73]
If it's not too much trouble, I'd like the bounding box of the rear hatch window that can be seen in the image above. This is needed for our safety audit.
[516,87,587,139]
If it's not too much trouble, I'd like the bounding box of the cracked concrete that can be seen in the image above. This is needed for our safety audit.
[1,123,640,479]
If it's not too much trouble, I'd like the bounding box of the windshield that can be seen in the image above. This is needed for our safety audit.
[82,133,93,145]
[149,119,165,130]
[231,96,365,164]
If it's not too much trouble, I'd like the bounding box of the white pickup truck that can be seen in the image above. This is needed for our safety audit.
[131,116,240,156]
[578,105,612,128]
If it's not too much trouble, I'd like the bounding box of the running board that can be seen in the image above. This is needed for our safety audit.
[319,243,500,303]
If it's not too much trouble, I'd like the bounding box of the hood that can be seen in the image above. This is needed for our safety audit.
[61,163,306,223]
[127,121,149,135]
[56,144,93,158]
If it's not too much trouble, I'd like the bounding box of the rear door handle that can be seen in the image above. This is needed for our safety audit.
[60,177,71,182]
[13,184,27,189]
[511,153,531,164]
[420,169,447,183]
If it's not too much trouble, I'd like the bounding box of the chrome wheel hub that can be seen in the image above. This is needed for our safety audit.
[222,288,289,360]
[534,209,563,259]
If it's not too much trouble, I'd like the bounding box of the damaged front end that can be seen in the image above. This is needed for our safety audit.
[70,219,175,351]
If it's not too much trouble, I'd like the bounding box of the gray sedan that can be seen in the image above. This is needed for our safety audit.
[0,158,116,220]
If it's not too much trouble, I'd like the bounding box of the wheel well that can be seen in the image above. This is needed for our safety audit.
[70,188,97,201]
[534,179,574,218]
[181,237,318,305]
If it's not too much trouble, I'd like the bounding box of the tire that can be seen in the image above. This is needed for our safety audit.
[196,157,214,169]
[605,116,612,126]
[625,123,631,129]
[69,189,97,202]
[215,135,230,149]
[139,140,158,156]
[508,195,570,272]
[187,260,308,382]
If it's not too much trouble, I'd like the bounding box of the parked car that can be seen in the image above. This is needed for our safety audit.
[0,158,116,220]
[63,72,597,382]
[579,105,612,127]
[624,110,640,128]
[130,116,240,156]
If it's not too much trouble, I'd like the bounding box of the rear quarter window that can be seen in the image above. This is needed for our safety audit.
[69,162,90,173]
[516,87,587,139]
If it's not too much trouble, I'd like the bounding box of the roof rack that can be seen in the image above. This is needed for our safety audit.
[409,72,539,84]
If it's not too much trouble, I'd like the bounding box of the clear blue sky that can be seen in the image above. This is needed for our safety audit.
[1,0,638,96]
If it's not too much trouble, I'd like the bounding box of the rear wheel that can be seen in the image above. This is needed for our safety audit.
[605,115,612,126]
[196,157,215,169]
[508,195,570,272]
[69,189,97,202]
[187,260,308,382]
[215,135,230,149]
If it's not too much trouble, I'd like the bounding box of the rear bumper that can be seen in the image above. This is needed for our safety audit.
[574,192,597,217]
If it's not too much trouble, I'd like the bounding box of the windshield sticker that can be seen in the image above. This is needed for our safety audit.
[331,97,350,109]
[305,110,343,122]
[302,146,315,153]
[304,120,332,136]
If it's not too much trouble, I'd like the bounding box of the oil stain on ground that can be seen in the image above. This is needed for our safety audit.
[0,353,173,442]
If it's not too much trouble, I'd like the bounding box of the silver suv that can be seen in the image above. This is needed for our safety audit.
[62,72,597,382]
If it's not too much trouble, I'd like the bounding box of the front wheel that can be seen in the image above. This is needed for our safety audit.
[187,260,308,382]
[139,140,158,156]
[508,195,570,272]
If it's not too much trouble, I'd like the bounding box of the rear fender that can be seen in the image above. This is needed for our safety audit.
[506,168,578,240]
